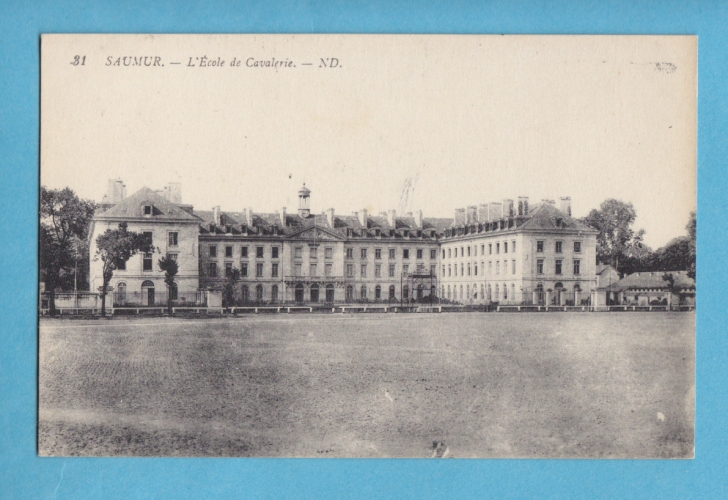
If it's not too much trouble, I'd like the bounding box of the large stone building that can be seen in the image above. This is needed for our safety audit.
[88,180,597,307]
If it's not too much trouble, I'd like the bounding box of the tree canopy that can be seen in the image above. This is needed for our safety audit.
[39,186,96,314]
[581,199,645,272]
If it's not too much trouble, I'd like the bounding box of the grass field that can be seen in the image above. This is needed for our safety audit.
[38,312,694,458]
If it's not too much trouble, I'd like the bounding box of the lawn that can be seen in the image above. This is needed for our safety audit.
[38,312,694,458]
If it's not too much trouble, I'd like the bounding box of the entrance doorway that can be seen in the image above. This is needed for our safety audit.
[295,284,304,303]
[326,284,335,303]
[310,284,319,303]
[141,280,155,306]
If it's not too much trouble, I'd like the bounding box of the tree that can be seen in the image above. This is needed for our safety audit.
[158,256,179,314]
[662,272,676,310]
[686,211,696,281]
[95,223,154,316]
[581,199,645,272]
[40,187,96,315]
[223,267,241,307]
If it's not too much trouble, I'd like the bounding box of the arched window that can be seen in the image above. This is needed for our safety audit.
[271,285,278,302]
[503,284,508,300]
[447,285,451,299]
[466,285,470,300]
[473,284,477,299]
[460,285,463,301]
[389,285,396,300]
[117,282,127,302]
[310,283,319,302]
[403,285,409,300]
[256,284,263,301]
[487,284,492,300]
[346,285,353,301]
[375,285,381,300]
[495,284,500,299]
[511,284,516,303]
[480,284,484,301]
[361,285,367,300]
[241,285,249,303]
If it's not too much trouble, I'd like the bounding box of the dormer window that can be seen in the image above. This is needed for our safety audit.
[143,204,153,216]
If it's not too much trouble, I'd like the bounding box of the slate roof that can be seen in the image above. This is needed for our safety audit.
[517,202,597,233]
[596,264,618,275]
[95,187,200,222]
[605,271,695,292]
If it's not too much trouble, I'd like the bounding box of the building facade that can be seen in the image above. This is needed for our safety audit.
[88,180,597,307]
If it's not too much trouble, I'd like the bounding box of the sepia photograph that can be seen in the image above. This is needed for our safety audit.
[38,34,696,458]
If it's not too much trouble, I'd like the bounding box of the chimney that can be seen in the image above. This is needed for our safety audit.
[488,202,503,220]
[503,199,515,217]
[212,206,221,226]
[542,199,556,206]
[105,179,126,203]
[477,204,489,222]
[326,208,335,227]
[280,207,287,226]
[415,209,423,228]
[559,196,572,216]
[387,209,396,228]
[247,207,254,226]
[517,196,529,216]
[166,182,182,204]
[358,208,368,228]
[454,208,466,226]
[466,206,477,224]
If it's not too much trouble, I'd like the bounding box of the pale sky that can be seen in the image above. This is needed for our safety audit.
[41,35,696,248]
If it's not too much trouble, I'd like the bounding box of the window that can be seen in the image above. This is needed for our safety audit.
[496,261,500,275]
[310,263,317,276]
[555,259,563,275]
[256,246,264,258]
[390,285,396,300]
[448,248,451,258]
[375,264,381,277]
[241,262,248,277]
[143,205,152,215]
[512,260,516,274]
[375,286,381,300]
[496,243,500,254]
[504,242,508,253]
[467,247,470,257]
[537,241,544,253]
[225,262,233,277]
[241,285,249,303]
[430,264,436,275]
[169,283,178,301]
[503,284,508,300]
[256,262,264,277]
[346,248,354,259]
[537,259,544,274]
[325,247,333,259]
[454,248,458,258]
[325,263,332,277]
[225,246,233,258]
[442,250,446,259]
[309,246,317,260]
[461,263,464,275]
[346,286,353,301]
[360,264,367,277]
[467,263,471,275]
[296,247,304,259]
[573,259,581,275]
[272,247,279,259]
[417,263,425,272]
[389,264,396,277]
[555,241,563,253]
[489,244,492,254]
[272,263,279,277]
[143,231,152,245]
[375,248,382,259]
[416,248,423,259]
[271,285,278,302]
[208,262,217,277]
[168,232,178,246]
[474,264,478,276]
[256,284,263,301]
[143,253,153,271]
[294,263,302,276]
[389,248,396,259]
[448,265,452,276]
[481,245,485,255]
[574,241,582,253]
[241,246,248,258]
[461,247,464,256]
[117,259,126,271]
[361,248,367,259]
[361,286,367,300]
[504,260,508,274]
[430,249,437,259]
[403,264,409,274]
[488,261,492,274]
[347,264,354,277]
[403,249,410,259]
[209,245,217,258]
[512,240,516,253]
[454,265,457,276]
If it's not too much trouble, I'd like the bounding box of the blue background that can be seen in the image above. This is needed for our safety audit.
[2,1,726,498]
